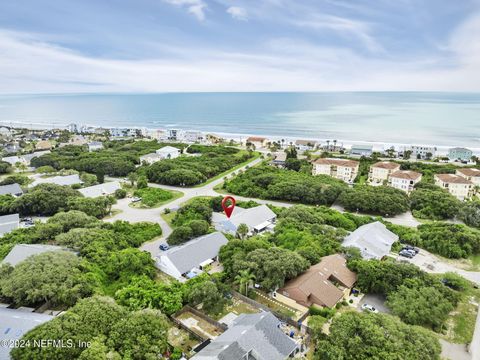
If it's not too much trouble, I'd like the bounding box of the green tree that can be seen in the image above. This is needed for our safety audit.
[236,223,249,239]
[458,200,480,228]
[410,185,461,220]
[136,175,148,189]
[235,269,256,295]
[186,280,225,314]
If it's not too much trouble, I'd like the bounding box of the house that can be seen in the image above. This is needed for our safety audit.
[368,161,401,186]
[23,151,50,166]
[456,168,480,186]
[3,142,21,154]
[271,152,287,167]
[0,126,12,138]
[0,308,53,360]
[110,128,137,138]
[184,131,204,143]
[0,213,20,237]
[0,183,23,197]
[350,144,373,157]
[388,170,422,193]
[206,133,224,144]
[342,221,398,260]
[312,158,359,184]
[434,174,473,200]
[276,254,357,309]
[408,145,436,160]
[295,139,317,152]
[192,312,298,360]
[29,174,83,188]
[86,141,103,152]
[139,153,163,165]
[35,140,53,151]
[168,129,181,140]
[146,129,168,141]
[78,181,121,198]
[156,146,181,159]
[212,205,277,236]
[59,135,87,147]
[246,136,268,149]
[3,151,50,167]
[2,244,64,266]
[448,147,473,162]
[156,232,228,280]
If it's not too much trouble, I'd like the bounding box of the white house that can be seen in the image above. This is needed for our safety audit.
[156,232,228,280]
[456,168,480,187]
[408,145,437,160]
[368,161,401,186]
[156,146,181,159]
[78,181,121,198]
[295,139,318,152]
[343,221,398,260]
[212,204,277,236]
[350,145,373,157]
[388,170,422,193]
[434,174,473,200]
[0,214,20,237]
[312,158,359,184]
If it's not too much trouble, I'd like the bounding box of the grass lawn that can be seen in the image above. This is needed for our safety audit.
[250,290,297,319]
[468,254,480,271]
[167,325,200,355]
[192,151,261,188]
[129,188,183,209]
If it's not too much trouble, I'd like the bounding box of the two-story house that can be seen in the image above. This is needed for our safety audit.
[388,170,422,193]
[434,174,474,200]
[368,161,401,186]
[312,158,359,184]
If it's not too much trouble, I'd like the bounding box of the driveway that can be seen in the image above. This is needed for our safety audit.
[357,294,390,314]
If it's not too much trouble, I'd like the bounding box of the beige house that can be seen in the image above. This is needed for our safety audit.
[312,158,359,184]
[368,161,401,186]
[434,174,474,200]
[456,168,480,187]
[275,254,357,309]
[246,136,268,149]
[388,170,422,193]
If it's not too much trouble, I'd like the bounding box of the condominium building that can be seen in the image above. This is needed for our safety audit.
[434,174,474,200]
[388,170,422,193]
[448,147,473,162]
[312,158,359,184]
[409,145,437,160]
[456,168,480,186]
[368,161,401,186]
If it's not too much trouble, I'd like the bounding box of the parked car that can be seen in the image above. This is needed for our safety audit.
[403,245,419,254]
[159,243,169,251]
[361,303,378,313]
[399,249,414,258]
[131,196,142,203]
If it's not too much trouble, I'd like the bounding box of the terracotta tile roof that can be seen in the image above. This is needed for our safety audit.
[278,254,357,308]
[457,168,480,177]
[247,136,267,142]
[390,170,422,180]
[435,174,473,185]
[313,158,359,168]
[371,161,400,170]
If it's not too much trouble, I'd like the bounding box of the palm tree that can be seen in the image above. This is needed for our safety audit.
[236,223,249,240]
[235,270,256,295]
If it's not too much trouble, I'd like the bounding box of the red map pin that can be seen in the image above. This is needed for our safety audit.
[222,196,236,218]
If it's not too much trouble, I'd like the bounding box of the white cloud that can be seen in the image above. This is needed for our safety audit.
[163,0,207,21]
[226,6,248,21]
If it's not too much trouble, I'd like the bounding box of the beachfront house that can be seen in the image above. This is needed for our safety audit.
[184,131,203,143]
[192,312,298,360]
[0,183,23,197]
[456,168,480,187]
[295,139,318,152]
[206,133,224,144]
[276,254,357,309]
[342,221,398,260]
[350,144,373,157]
[312,158,359,184]
[212,204,277,236]
[388,170,422,193]
[245,136,268,149]
[409,145,437,160]
[78,181,121,198]
[0,214,20,237]
[448,147,473,162]
[368,161,401,186]
[156,232,228,280]
[434,174,473,201]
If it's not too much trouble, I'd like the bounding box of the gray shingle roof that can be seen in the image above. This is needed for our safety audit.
[342,221,398,260]
[2,244,63,266]
[214,205,276,231]
[0,213,19,237]
[30,174,83,187]
[193,312,297,360]
[0,307,53,360]
[164,232,228,274]
[78,181,121,198]
[0,183,23,196]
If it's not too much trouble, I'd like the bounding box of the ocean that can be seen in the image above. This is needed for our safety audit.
[0,92,479,148]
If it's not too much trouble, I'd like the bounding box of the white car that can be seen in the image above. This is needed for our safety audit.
[361,303,378,313]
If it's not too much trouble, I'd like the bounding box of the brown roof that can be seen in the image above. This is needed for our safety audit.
[390,170,422,180]
[457,168,480,177]
[313,158,359,168]
[247,136,267,142]
[278,254,357,308]
[371,161,400,170]
[295,139,316,146]
[435,174,473,185]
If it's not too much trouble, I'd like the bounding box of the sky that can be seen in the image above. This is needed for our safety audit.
[0,0,480,93]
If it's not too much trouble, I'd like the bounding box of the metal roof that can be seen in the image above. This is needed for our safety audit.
[193,312,297,360]
[30,174,83,187]
[78,181,121,198]
[0,183,23,196]
[0,214,19,237]
[2,244,63,266]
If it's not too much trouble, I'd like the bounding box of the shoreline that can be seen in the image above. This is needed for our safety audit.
[1,120,479,156]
